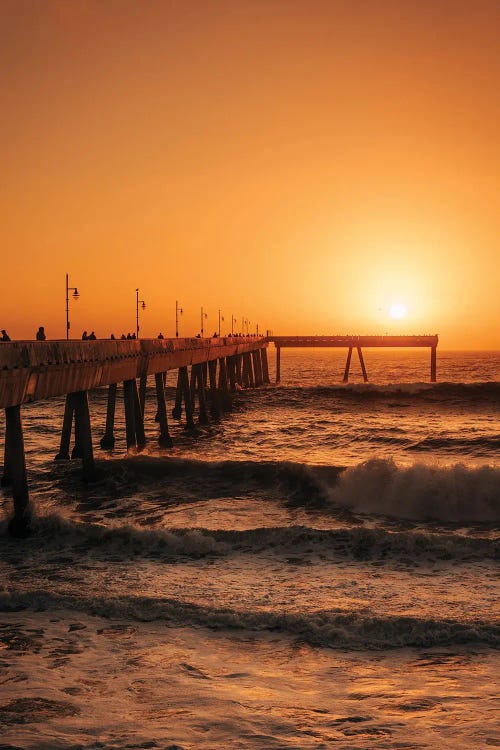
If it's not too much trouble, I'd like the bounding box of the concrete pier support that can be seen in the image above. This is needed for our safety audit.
[154,372,173,447]
[100,383,117,450]
[55,393,75,460]
[248,353,255,387]
[189,365,197,403]
[208,360,220,417]
[179,366,195,429]
[261,348,270,384]
[1,417,12,487]
[356,347,368,382]
[431,346,437,382]
[4,405,31,536]
[73,390,96,481]
[241,354,249,388]
[252,350,263,386]
[276,346,281,383]
[343,347,353,383]
[218,358,228,392]
[191,364,209,424]
[218,357,232,411]
[172,370,183,419]
[242,352,254,388]
[133,381,146,449]
[227,356,237,392]
[139,374,147,416]
[235,355,243,387]
[123,379,137,449]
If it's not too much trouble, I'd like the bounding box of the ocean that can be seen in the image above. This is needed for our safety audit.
[0,348,498,749]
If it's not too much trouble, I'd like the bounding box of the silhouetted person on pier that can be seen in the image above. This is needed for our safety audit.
[36,326,46,341]
[213,331,218,338]
[158,332,164,339]
[1,329,11,341]
[110,334,116,339]
[82,331,88,340]
[88,331,96,340]
[131,333,136,339]
[126,333,132,339]
[120,334,127,339]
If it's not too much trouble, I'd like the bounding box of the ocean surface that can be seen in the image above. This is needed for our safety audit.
[0,348,499,749]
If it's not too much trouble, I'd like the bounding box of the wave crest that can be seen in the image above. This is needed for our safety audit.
[0,591,497,650]
[326,459,500,522]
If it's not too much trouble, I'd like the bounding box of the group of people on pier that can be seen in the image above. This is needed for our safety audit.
[1,328,265,342]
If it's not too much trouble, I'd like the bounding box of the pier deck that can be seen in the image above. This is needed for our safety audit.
[269,335,439,383]
[0,337,266,409]
[271,335,438,348]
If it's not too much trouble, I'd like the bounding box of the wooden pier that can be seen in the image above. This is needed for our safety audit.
[0,337,269,535]
[270,335,439,383]
[0,332,439,535]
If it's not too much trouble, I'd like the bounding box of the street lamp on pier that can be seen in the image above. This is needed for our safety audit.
[175,300,183,337]
[136,288,146,338]
[218,309,224,337]
[200,307,208,337]
[65,273,80,340]
[242,317,250,335]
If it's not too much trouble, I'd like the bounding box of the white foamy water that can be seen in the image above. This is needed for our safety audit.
[0,349,499,748]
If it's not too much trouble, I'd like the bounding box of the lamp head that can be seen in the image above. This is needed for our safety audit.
[141,301,146,310]
[73,288,79,301]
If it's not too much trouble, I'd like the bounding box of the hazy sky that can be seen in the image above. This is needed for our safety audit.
[1,0,499,347]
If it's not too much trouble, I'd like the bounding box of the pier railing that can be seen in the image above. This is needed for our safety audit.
[0,337,266,409]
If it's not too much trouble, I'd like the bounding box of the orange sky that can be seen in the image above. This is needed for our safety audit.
[1,0,499,347]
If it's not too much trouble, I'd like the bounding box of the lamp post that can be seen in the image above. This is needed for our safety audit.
[231,314,236,335]
[175,300,183,337]
[65,273,79,340]
[218,309,224,337]
[200,307,208,337]
[242,317,250,335]
[136,288,146,338]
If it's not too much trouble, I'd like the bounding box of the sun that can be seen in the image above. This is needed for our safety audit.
[389,303,407,319]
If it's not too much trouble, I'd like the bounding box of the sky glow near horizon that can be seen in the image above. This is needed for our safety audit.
[1,0,499,348]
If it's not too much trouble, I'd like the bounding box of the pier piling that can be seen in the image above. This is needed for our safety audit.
[172,370,183,420]
[100,383,117,450]
[5,405,30,536]
[139,374,147,416]
[132,380,146,449]
[73,390,96,481]
[343,347,353,383]
[357,347,368,382]
[261,348,270,384]
[179,366,195,429]
[208,360,220,416]
[55,393,75,460]
[123,379,137,449]
[154,372,173,447]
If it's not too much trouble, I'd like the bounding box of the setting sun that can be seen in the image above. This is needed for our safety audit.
[389,303,407,320]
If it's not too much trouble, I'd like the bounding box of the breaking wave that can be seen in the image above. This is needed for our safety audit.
[0,513,496,561]
[327,459,500,522]
[85,454,500,523]
[271,381,500,402]
[0,591,497,650]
